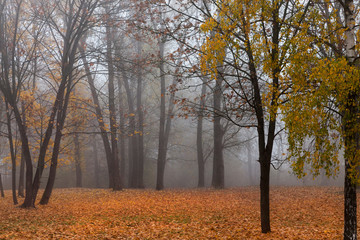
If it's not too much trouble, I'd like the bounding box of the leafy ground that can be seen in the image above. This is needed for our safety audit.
[0,186,349,239]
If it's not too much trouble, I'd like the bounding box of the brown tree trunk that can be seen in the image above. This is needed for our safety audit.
[40,25,81,203]
[36,1,87,204]
[79,43,114,189]
[18,150,25,197]
[92,135,100,188]
[74,133,82,188]
[156,39,166,191]
[197,116,205,188]
[343,94,358,240]
[0,0,33,208]
[343,1,357,239]
[6,102,18,205]
[130,123,139,188]
[344,160,357,240]
[260,153,271,233]
[13,107,33,208]
[120,60,138,188]
[136,41,144,189]
[117,70,126,187]
[105,15,122,191]
[40,79,72,205]
[18,104,25,198]
[211,77,224,189]
[197,82,206,188]
[156,39,177,190]
[247,36,271,233]
[0,173,4,198]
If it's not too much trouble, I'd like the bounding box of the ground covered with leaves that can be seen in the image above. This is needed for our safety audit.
[0,186,348,239]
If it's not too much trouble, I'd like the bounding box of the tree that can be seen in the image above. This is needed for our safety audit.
[79,36,122,190]
[114,35,143,189]
[104,2,122,190]
[0,0,100,208]
[63,89,93,188]
[0,0,38,208]
[196,79,207,187]
[5,101,18,205]
[282,1,360,239]
[200,0,310,232]
[39,0,100,206]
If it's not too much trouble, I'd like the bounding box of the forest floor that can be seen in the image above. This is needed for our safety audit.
[0,186,347,239]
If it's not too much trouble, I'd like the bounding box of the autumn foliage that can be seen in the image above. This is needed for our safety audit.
[0,187,347,239]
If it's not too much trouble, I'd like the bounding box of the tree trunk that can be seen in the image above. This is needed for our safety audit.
[344,160,357,240]
[106,15,121,191]
[0,174,4,198]
[117,73,126,187]
[136,84,145,189]
[92,135,100,188]
[211,77,224,189]
[343,110,357,240]
[40,64,73,205]
[343,1,357,239]
[18,104,25,198]
[39,116,65,205]
[136,41,144,189]
[130,126,139,188]
[40,107,68,205]
[74,133,82,188]
[197,113,205,188]
[260,153,271,233]
[343,95,358,240]
[156,39,166,191]
[247,40,271,233]
[0,0,33,208]
[6,102,18,205]
[197,82,206,188]
[120,60,138,188]
[12,106,33,208]
[79,42,114,189]
[18,150,25,197]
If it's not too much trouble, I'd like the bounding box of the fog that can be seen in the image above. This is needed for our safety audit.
[0,0,345,199]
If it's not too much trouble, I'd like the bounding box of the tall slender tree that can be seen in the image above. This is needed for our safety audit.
[200,0,310,232]
[282,1,360,239]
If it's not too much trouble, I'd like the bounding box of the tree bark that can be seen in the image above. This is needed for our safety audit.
[18,149,25,197]
[156,39,166,190]
[246,28,270,233]
[6,102,18,205]
[197,81,206,188]
[211,76,224,189]
[74,133,82,188]
[342,95,357,240]
[260,153,271,233]
[120,60,138,188]
[0,174,4,198]
[18,104,25,198]
[40,76,72,205]
[13,107,33,208]
[344,157,357,240]
[343,1,357,239]
[117,72,126,187]
[0,0,33,208]
[136,40,144,189]
[105,12,122,191]
[79,43,114,189]
[197,104,205,187]
[92,135,100,188]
